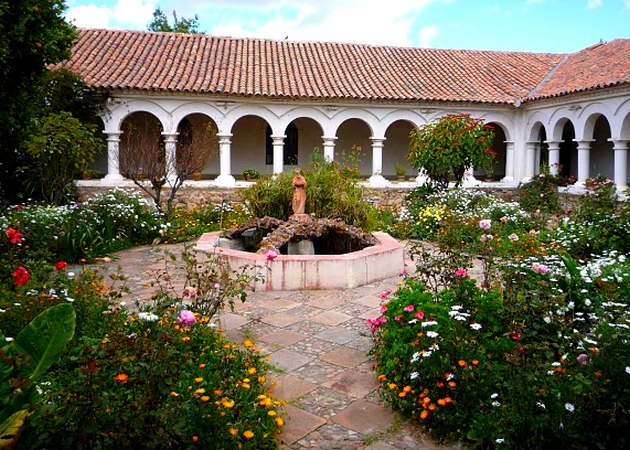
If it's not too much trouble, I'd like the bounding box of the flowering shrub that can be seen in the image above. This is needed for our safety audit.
[19,307,283,450]
[408,113,495,189]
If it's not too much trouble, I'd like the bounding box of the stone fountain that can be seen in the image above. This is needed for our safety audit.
[195,172,404,291]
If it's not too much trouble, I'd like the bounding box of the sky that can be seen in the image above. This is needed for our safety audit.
[63,0,630,54]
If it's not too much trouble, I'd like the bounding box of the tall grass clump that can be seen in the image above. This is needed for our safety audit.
[241,151,377,230]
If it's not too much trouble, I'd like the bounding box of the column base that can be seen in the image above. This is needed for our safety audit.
[415,173,430,185]
[103,173,124,182]
[462,175,480,187]
[214,174,236,187]
[368,174,391,187]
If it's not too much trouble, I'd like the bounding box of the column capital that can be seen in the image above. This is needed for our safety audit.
[161,132,179,142]
[573,139,594,149]
[544,140,562,149]
[104,130,123,141]
[216,133,233,144]
[271,135,286,145]
[608,138,630,148]
[322,135,337,144]
[370,136,386,145]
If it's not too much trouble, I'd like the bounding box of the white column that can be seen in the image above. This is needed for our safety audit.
[322,136,337,162]
[462,166,480,187]
[271,135,286,175]
[214,133,236,187]
[369,137,389,187]
[162,132,179,183]
[610,139,629,192]
[502,141,515,182]
[415,170,430,185]
[575,140,593,185]
[103,130,123,181]
[546,141,561,175]
[522,141,538,181]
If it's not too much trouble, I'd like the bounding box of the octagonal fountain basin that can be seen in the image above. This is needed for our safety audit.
[195,231,404,291]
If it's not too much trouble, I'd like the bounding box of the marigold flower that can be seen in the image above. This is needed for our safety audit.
[191,436,199,443]
[243,430,254,440]
[248,367,257,374]
[472,359,480,366]
[199,363,206,369]
[436,381,445,388]
[275,417,284,427]
[194,388,206,395]
[377,374,387,381]
[444,397,453,403]
[243,339,254,348]
[214,389,223,396]
[458,360,468,368]
[114,373,129,383]
[437,398,446,406]
[268,410,277,416]
[221,398,235,408]
[200,395,210,402]
[420,410,429,419]
[229,428,238,436]
[195,377,203,383]
[448,381,457,388]
[428,403,436,410]
[398,391,407,397]
[388,383,397,390]
[181,336,191,342]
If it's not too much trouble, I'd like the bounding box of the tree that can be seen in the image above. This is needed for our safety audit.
[147,7,201,33]
[408,113,496,190]
[25,112,104,205]
[0,0,77,204]
[118,115,217,218]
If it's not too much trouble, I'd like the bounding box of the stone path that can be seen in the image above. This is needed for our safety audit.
[86,242,464,450]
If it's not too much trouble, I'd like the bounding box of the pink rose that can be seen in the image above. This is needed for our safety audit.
[266,250,278,261]
[479,219,491,230]
[403,304,415,312]
[178,310,196,327]
[454,268,468,277]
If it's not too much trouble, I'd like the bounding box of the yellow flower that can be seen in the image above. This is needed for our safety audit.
[181,336,191,342]
[243,430,254,440]
[275,417,284,427]
[268,410,277,416]
[258,376,266,383]
[229,427,238,436]
[200,395,210,402]
[170,391,180,397]
[221,398,235,408]
[248,367,257,374]
[195,377,203,383]
[243,339,254,348]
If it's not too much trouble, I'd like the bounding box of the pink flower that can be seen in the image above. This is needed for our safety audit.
[182,287,196,300]
[414,311,425,320]
[454,268,468,277]
[532,263,549,275]
[480,234,494,243]
[508,233,519,242]
[577,353,589,366]
[403,304,415,312]
[178,310,196,327]
[399,269,408,277]
[510,331,521,341]
[380,290,392,301]
[394,315,402,322]
[265,250,278,261]
[367,316,387,334]
[380,304,388,313]
[479,219,491,230]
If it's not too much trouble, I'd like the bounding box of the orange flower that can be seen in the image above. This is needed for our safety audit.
[437,398,446,406]
[200,395,210,402]
[458,360,468,368]
[472,360,480,366]
[377,374,387,381]
[243,430,254,440]
[114,373,129,383]
[181,336,191,342]
[248,367,257,374]
[595,370,603,378]
[195,377,203,383]
[229,428,238,436]
[428,403,436,410]
[191,436,199,443]
[448,381,456,388]
[420,410,429,419]
[398,391,407,398]
[243,339,254,348]
[444,397,453,403]
[198,363,206,369]
[436,381,445,388]
[388,383,397,390]
[275,417,284,427]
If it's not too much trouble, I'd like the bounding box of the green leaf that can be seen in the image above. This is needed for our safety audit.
[6,303,76,382]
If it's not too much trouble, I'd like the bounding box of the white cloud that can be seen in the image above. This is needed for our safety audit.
[65,4,111,28]
[419,25,437,47]
[587,0,602,8]
[66,0,158,29]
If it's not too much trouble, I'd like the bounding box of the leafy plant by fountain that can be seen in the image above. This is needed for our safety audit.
[241,150,376,230]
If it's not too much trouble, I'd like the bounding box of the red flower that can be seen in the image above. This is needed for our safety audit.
[6,228,24,245]
[55,261,68,270]
[13,266,30,286]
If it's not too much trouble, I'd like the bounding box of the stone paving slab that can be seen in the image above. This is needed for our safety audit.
[320,345,370,368]
[259,329,307,347]
[332,400,396,435]
[323,369,379,398]
[311,310,353,326]
[268,373,318,401]
[315,328,360,344]
[262,312,304,327]
[269,348,314,372]
[279,405,327,446]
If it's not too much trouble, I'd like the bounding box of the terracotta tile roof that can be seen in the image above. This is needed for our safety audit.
[65,29,569,105]
[526,39,630,101]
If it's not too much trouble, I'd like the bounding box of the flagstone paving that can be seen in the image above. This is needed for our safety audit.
[87,242,468,450]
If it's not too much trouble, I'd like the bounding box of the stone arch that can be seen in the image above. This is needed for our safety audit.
[585,114,614,178]
[118,111,164,179]
[375,110,426,136]
[383,119,415,178]
[171,103,225,132]
[329,109,377,136]
[105,99,172,132]
[552,119,577,178]
[284,116,324,167]
[176,113,220,179]
[334,118,372,176]
[223,105,282,135]
[477,122,508,179]
[230,114,272,178]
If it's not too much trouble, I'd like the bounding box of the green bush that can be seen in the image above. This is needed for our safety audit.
[517,174,563,214]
